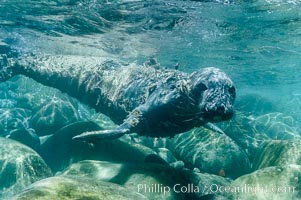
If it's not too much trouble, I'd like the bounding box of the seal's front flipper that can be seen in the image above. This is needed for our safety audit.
[203,122,225,135]
[72,128,130,142]
[72,109,142,142]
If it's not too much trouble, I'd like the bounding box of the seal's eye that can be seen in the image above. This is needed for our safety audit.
[196,83,207,92]
[228,86,235,95]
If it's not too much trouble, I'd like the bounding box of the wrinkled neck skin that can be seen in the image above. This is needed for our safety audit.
[121,78,204,137]
[11,55,235,138]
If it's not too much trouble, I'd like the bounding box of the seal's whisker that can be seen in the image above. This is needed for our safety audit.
[182,118,196,122]
[186,94,198,104]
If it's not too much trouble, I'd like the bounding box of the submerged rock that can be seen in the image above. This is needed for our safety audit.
[63,160,184,200]
[219,112,269,163]
[235,93,277,116]
[0,108,32,136]
[62,160,232,200]
[180,169,232,199]
[219,112,300,163]
[136,136,169,150]
[279,92,301,125]
[0,137,52,199]
[253,140,301,170]
[168,127,251,179]
[231,165,301,200]
[89,112,116,130]
[12,175,147,200]
[157,148,177,164]
[0,98,18,109]
[8,76,92,137]
[31,96,84,136]
[250,112,300,140]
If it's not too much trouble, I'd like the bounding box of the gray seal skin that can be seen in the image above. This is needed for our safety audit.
[2,54,235,141]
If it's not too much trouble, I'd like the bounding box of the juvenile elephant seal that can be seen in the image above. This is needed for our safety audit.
[1,53,235,141]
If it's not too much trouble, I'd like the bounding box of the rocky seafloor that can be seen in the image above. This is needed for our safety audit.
[1,76,301,200]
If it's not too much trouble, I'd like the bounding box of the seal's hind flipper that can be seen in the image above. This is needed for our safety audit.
[72,128,130,142]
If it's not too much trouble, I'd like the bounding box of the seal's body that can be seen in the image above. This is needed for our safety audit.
[3,54,235,140]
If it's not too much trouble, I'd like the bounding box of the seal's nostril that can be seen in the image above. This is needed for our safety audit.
[228,86,235,95]
[217,106,225,113]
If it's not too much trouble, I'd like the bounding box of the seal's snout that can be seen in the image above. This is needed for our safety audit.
[198,85,235,123]
[201,100,234,122]
[215,104,234,120]
[189,67,236,123]
[214,105,232,117]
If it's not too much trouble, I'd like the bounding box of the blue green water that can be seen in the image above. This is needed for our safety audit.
[1,0,301,199]
[2,1,301,88]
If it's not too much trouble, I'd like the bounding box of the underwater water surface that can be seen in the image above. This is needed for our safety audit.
[0,0,301,199]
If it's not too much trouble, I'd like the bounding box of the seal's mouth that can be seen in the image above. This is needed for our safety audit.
[197,85,235,123]
[202,109,234,123]
[199,97,234,122]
